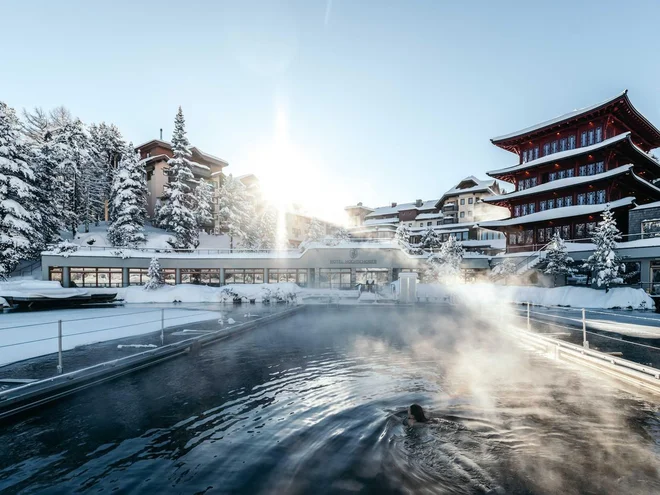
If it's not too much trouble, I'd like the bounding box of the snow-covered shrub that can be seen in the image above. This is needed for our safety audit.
[144,257,163,290]
[110,249,131,259]
[51,240,79,257]
[583,205,625,292]
[543,233,575,286]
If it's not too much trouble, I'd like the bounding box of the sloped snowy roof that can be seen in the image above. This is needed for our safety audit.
[365,199,439,218]
[479,197,635,228]
[483,165,635,203]
[364,217,400,226]
[491,91,627,143]
[442,176,496,196]
[488,132,633,177]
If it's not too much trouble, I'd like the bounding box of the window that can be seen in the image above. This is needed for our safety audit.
[547,198,555,209]
[587,191,596,205]
[595,162,605,174]
[534,147,539,159]
[558,170,566,180]
[408,223,412,227]
[587,222,597,234]
[577,193,586,205]
[510,232,517,245]
[225,269,264,284]
[560,138,567,151]
[568,135,576,149]
[522,150,528,162]
[587,163,595,175]
[128,268,149,286]
[460,199,465,205]
[543,143,551,156]
[460,211,465,218]
[521,204,528,216]
[530,177,538,187]
[513,205,520,217]
[419,223,423,227]
[565,196,573,207]
[562,225,570,239]
[581,131,587,147]
[549,172,557,182]
[539,200,547,211]
[557,197,564,208]
[545,227,553,241]
[269,268,308,287]
[49,267,63,283]
[596,189,606,204]
[588,129,595,145]
[70,267,123,288]
[436,221,442,225]
[551,141,558,154]
[181,269,221,286]
[427,221,432,226]
[524,230,534,245]
[319,268,351,289]
[566,168,574,178]
[529,203,536,214]
[575,223,586,238]
[595,126,602,143]
[578,165,587,177]
[468,197,474,204]
[642,219,660,238]
[538,228,545,243]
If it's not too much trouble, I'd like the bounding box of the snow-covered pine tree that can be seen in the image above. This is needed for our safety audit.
[0,101,42,277]
[89,122,125,222]
[49,118,91,236]
[144,257,163,290]
[305,218,326,243]
[395,224,411,246]
[490,258,517,284]
[583,205,625,291]
[255,209,278,249]
[193,178,214,229]
[420,227,441,250]
[433,235,465,278]
[543,233,576,286]
[107,145,148,247]
[216,174,253,250]
[156,107,198,249]
[332,226,351,244]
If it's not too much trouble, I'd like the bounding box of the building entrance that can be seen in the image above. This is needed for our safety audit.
[355,268,390,288]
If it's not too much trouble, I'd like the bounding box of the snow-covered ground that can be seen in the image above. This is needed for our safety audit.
[412,283,655,310]
[0,306,224,367]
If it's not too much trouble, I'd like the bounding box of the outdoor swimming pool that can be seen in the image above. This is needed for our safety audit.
[1,305,659,494]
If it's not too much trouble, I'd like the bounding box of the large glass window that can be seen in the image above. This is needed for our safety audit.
[319,268,352,289]
[129,268,149,286]
[49,266,63,284]
[568,135,576,149]
[575,223,586,238]
[577,193,586,205]
[562,225,570,239]
[543,143,551,156]
[642,219,660,238]
[596,190,606,204]
[513,205,520,217]
[70,267,123,287]
[538,228,545,243]
[268,268,308,286]
[587,191,596,205]
[595,126,602,143]
[539,200,547,211]
[181,269,221,286]
[581,131,587,147]
[225,269,264,284]
[524,229,534,245]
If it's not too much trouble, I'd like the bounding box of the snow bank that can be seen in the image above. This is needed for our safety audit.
[417,283,654,310]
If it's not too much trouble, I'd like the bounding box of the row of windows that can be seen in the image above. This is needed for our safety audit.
[459,198,475,205]
[512,189,607,217]
[548,168,575,182]
[578,162,605,177]
[509,222,598,245]
[518,177,538,190]
[522,126,603,163]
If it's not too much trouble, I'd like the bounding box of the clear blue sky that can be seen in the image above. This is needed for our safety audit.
[2,0,660,222]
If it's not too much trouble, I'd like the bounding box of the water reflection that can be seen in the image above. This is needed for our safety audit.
[0,306,659,494]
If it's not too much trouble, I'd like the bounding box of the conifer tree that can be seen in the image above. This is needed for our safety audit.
[305,218,326,243]
[0,102,42,277]
[420,227,441,250]
[193,178,214,229]
[216,174,253,250]
[89,122,125,222]
[144,257,163,290]
[583,205,625,291]
[433,235,465,277]
[107,145,148,247]
[543,233,575,286]
[395,224,411,246]
[332,226,351,244]
[156,107,198,249]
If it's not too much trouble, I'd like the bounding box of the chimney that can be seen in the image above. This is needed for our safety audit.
[357,202,363,206]
[391,202,397,208]
[415,199,423,207]
[160,128,163,140]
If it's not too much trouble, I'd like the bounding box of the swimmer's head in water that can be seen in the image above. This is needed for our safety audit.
[408,404,427,423]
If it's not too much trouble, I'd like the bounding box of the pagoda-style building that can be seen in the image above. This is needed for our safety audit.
[481,90,660,253]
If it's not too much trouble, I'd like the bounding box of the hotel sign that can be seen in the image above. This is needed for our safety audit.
[329,248,378,265]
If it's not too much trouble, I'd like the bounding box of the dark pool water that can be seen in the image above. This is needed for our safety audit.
[1,306,660,494]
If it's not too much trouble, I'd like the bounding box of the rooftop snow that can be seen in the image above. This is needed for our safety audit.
[483,165,635,202]
[488,132,633,177]
[364,217,400,226]
[365,199,439,218]
[491,90,627,142]
[632,201,660,211]
[415,212,444,220]
[479,197,635,228]
[441,177,496,197]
